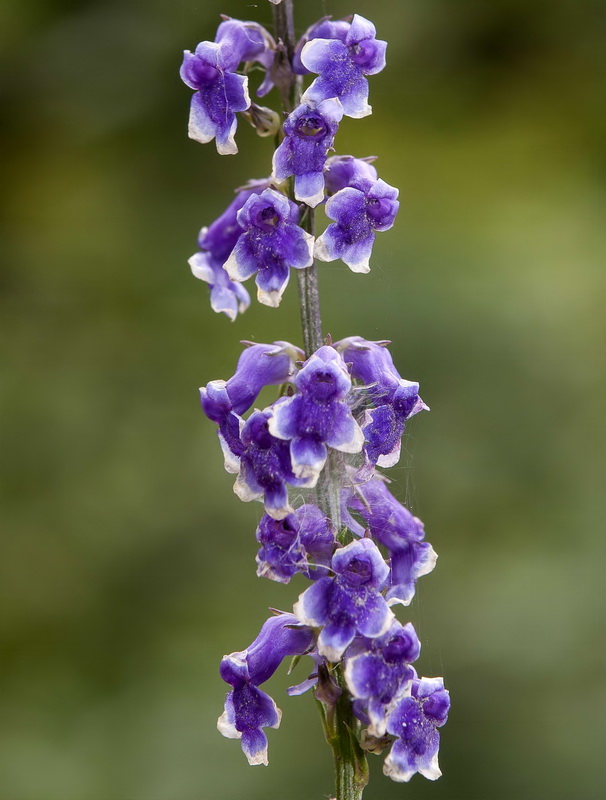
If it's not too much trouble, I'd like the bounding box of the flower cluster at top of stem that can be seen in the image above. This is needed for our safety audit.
[182,14,399,316]
[181,5,449,788]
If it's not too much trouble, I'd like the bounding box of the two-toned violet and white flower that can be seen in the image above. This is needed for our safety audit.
[223,189,314,307]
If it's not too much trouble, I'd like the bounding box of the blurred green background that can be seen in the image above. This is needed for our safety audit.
[1,0,605,798]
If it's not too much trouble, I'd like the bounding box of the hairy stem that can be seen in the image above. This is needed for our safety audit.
[272,0,296,59]
[297,210,324,358]
[271,4,366,799]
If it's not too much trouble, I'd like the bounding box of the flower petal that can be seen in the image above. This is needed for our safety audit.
[293,576,332,627]
[318,620,357,662]
[290,436,327,481]
[295,171,325,208]
[324,403,365,453]
[356,592,394,638]
[188,91,216,145]
[224,235,258,281]
[300,38,348,75]
[241,728,270,766]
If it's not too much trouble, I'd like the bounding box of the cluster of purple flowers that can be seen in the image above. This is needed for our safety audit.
[181,6,449,788]
[200,337,448,778]
[182,14,400,315]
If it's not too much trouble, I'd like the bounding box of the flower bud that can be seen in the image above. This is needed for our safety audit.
[243,103,282,138]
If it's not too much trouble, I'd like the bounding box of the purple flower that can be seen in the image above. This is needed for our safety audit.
[293,17,351,74]
[218,613,314,765]
[189,252,250,321]
[224,189,314,307]
[180,41,250,154]
[269,346,364,484]
[198,180,272,263]
[314,179,399,273]
[344,479,425,547]
[335,336,427,465]
[383,674,450,782]
[387,542,437,606]
[294,538,394,662]
[220,613,315,690]
[234,409,311,519]
[200,340,303,421]
[324,155,378,195]
[343,479,437,606]
[335,337,425,412]
[218,685,280,766]
[256,504,335,583]
[214,19,272,65]
[199,340,303,478]
[300,14,387,118]
[359,404,405,468]
[345,621,420,735]
[180,20,275,153]
[189,180,271,320]
[216,412,246,474]
[214,19,275,97]
[272,99,344,207]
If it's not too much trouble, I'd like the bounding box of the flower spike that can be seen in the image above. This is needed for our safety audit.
[182,5,449,792]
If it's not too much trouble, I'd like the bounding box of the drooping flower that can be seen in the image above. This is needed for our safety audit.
[200,340,302,421]
[343,479,437,605]
[214,19,276,98]
[196,180,273,264]
[388,542,438,606]
[314,179,399,273]
[344,478,424,547]
[234,409,312,519]
[300,14,387,118]
[180,20,276,153]
[218,684,280,766]
[360,404,406,468]
[383,674,450,782]
[189,251,251,321]
[335,335,426,466]
[180,45,249,154]
[294,538,394,662]
[256,503,335,583]
[218,613,314,765]
[199,340,302,475]
[324,155,378,195]
[214,19,272,65]
[335,336,424,411]
[269,346,364,484]
[189,180,270,320]
[345,621,420,736]
[272,98,344,207]
[224,189,314,307]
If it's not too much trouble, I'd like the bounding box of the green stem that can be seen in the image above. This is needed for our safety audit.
[296,210,324,360]
[271,4,367,799]
[314,668,369,800]
[330,667,369,800]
